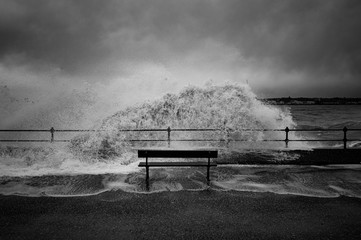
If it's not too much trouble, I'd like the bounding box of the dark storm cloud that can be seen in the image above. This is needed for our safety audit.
[0,0,120,73]
[0,0,360,95]
[230,0,361,75]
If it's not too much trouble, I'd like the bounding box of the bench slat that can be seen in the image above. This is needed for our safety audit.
[138,150,218,158]
[138,162,217,167]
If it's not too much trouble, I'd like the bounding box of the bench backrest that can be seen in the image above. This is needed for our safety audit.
[138,150,218,158]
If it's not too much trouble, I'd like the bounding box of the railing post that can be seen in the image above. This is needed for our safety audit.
[50,127,55,143]
[285,127,289,148]
[167,126,171,148]
[343,126,348,149]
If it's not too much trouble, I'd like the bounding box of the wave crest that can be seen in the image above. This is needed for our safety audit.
[70,83,297,159]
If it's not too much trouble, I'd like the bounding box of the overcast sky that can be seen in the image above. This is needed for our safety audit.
[1,0,361,118]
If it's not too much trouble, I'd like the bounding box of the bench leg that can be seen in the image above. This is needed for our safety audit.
[207,157,210,182]
[145,156,150,190]
[146,166,149,190]
[207,166,210,182]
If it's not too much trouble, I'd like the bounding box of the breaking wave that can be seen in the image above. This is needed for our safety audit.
[1,83,304,176]
[68,83,303,160]
[3,83,359,198]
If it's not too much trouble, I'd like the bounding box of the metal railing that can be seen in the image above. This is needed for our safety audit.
[1,127,361,149]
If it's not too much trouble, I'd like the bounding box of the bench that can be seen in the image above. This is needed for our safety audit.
[138,149,218,189]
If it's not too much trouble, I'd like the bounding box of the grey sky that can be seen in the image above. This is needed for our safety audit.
[1,0,361,100]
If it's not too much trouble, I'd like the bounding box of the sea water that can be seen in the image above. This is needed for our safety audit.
[1,84,361,197]
[290,105,361,148]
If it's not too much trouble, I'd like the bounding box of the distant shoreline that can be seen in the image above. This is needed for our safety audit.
[259,97,361,105]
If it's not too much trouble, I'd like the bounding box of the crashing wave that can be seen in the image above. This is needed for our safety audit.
[69,83,297,159]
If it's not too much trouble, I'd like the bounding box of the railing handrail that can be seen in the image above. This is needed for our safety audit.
[1,128,361,132]
[1,127,361,149]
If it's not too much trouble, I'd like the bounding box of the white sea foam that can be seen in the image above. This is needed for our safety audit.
[0,83,307,177]
[1,165,361,198]
[1,84,360,198]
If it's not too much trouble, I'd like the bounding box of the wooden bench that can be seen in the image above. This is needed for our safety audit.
[138,149,218,189]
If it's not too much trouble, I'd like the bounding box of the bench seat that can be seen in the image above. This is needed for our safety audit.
[139,161,217,167]
[138,149,218,158]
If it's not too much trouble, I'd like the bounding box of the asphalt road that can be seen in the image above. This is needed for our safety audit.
[1,190,361,239]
